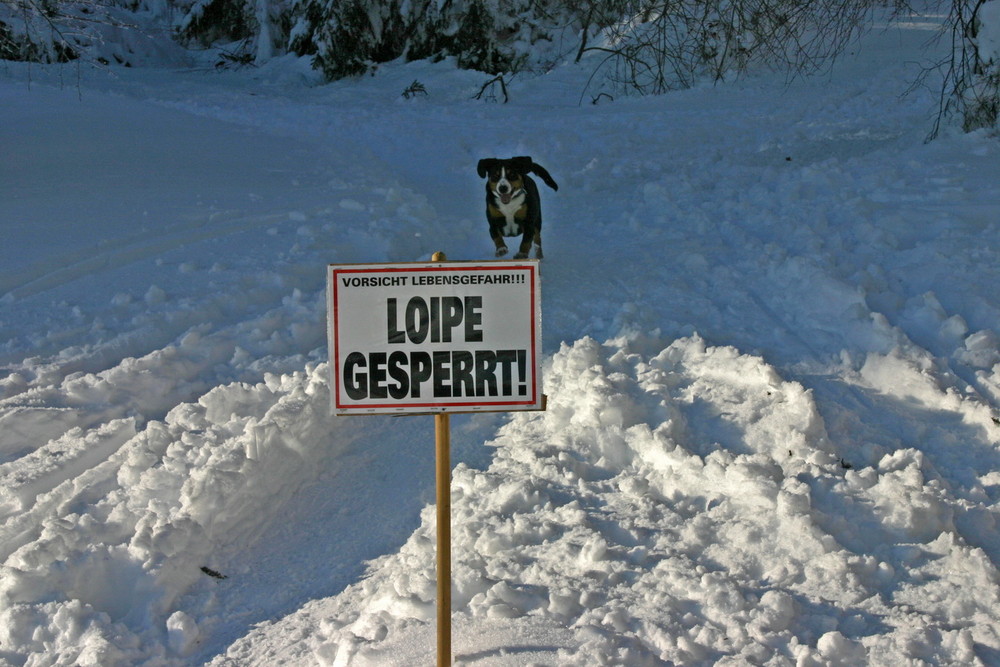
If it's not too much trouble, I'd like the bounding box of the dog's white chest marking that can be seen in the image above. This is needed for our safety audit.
[495,191,526,236]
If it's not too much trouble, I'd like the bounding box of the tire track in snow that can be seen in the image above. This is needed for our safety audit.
[1,207,327,301]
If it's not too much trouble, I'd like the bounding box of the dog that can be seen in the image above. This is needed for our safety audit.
[477,156,558,259]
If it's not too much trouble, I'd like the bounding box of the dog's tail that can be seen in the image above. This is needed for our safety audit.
[530,163,559,191]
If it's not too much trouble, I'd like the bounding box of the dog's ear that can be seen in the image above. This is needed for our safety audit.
[477,159,497,179]
[528,161,559,191]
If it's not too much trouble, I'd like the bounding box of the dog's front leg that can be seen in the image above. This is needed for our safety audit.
[492,235,508,257]
[514,235,532,259]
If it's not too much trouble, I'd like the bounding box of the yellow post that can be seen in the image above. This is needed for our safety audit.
[435,412,451,667]
[431,250,451,667]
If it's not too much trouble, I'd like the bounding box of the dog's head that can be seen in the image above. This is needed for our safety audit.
[477,157,531,205]
[478,156,558,205]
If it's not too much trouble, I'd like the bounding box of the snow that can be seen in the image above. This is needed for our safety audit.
[2,7,1000,665]
[978,1,1000,64]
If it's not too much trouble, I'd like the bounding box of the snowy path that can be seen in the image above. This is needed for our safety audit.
[2,10,1000,666]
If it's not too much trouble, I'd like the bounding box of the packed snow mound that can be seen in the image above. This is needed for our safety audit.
[214,335,1000,666]
[0,363,350,664]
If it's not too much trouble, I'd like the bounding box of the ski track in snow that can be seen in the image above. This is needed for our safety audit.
[2,9,1000,666]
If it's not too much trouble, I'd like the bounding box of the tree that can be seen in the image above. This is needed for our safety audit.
[1,0,90,61]
[1,0,174,67]
[287,0,564,81]
[174,0,291,65]
[578,0,888,98]
[930,0,1000,137]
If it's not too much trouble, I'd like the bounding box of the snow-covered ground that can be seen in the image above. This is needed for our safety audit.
[2,7,1000,665]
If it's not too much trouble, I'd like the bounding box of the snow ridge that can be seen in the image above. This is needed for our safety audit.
[216,335,996,666]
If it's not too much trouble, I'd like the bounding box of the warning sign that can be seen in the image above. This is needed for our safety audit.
[328,260,542,414]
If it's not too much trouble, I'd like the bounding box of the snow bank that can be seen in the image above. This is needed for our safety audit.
[215,335,1000,666]
[0,363,348,664]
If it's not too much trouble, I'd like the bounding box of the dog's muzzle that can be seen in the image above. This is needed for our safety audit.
[496,187,522,205]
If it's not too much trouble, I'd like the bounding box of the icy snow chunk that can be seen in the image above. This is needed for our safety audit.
[578,533,609,566]
[870,451,953,541]
[547,588,583,618]
[776,477,812,516]
[0,372,29,400]
[347,611,389,642]
[956,329,1000,368]
[144,285,166,305]
[939,314,969,341]
[166,610,200,655]
[164,401,209,431]
[751,590,795,634]
[816,630,867,665]
[860,350,945,409]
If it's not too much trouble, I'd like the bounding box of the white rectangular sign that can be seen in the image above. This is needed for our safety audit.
[328,260,542,415]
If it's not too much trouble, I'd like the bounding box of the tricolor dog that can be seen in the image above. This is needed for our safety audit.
[477,156,558,259]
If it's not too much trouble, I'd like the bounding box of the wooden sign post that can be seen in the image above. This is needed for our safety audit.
[435,411,451,666]
[432,249,451,667]
[327,253,543,666]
